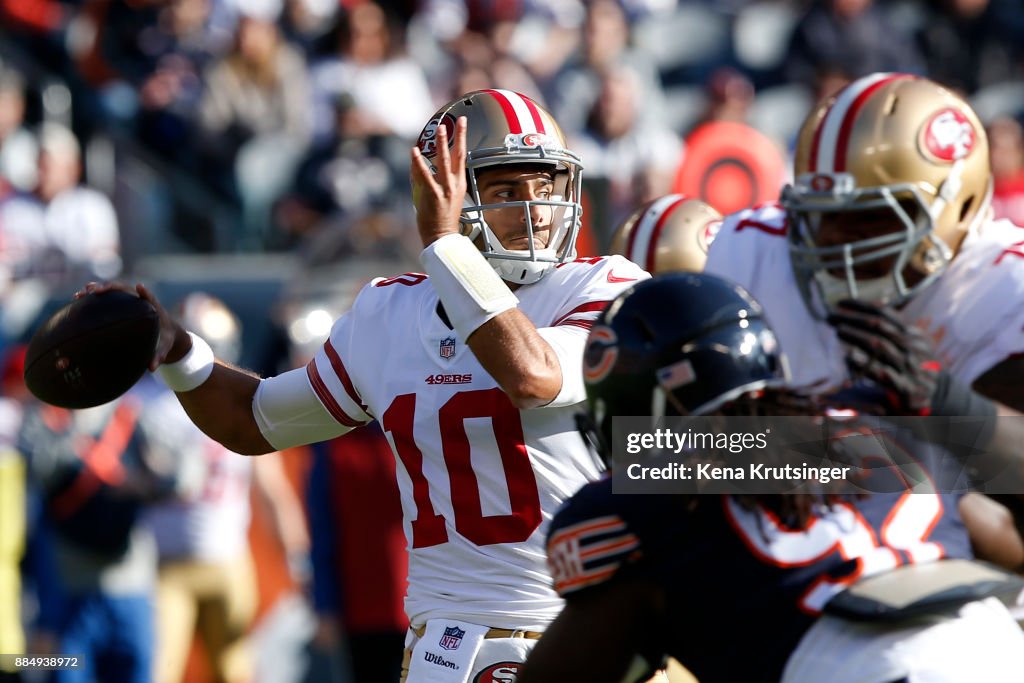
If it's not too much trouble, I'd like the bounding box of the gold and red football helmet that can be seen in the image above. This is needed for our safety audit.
[782,73,992,311]
[610,195,722,273]
[415,89,584,285]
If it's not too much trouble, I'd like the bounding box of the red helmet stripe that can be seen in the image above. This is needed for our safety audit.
[482,89,548,135]
[518,92,547,134]
[481,89,524,134]
[626,195,680,268]
[627,195,686,271]
[644,195,687,272]
[812,73,912,172]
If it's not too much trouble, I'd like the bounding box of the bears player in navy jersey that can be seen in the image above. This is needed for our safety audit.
[78,90,649,681]
[519,273,1024,683]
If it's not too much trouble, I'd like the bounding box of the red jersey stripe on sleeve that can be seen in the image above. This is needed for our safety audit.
[558,319,595,331]
[323,340,369,414]
[551,301,611,327]
[306,361,364,428]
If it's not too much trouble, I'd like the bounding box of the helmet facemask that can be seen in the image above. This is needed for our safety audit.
[784,172,957,317]
[461,146,584,285]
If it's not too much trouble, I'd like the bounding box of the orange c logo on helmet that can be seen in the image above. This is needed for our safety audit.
[417,113,456,159]
[583,325,619,383]
[919,108,976,163]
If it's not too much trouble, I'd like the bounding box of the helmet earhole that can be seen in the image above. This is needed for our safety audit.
[958,196,975,223]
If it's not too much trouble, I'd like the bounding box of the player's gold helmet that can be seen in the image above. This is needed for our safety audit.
[609,195,722,273]
[415,90,584,285]
[783,73,992,311]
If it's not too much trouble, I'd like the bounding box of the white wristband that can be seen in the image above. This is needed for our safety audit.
[158,332,215,392]
[420,234,519,338]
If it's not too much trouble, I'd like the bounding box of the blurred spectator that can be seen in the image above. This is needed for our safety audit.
[989,116,1024,226]
[134,0,230,164]
[272,91,417,257]
[569,64,683,228]
[546,0,664,133]
[783,0,924,90]
[448,57,542,105]
[0,123,121,291]
[0,68,38,194]
[0,347,27,683]
[413,0,579,99]
[308,1,433,144]
[280,0,340,53]
[812,63,854,104]
[197,0,312,245]
[0,0,66,35]
[19,378,181,683]
[917,0,1024,95]
[71,0,168,131]
[690,67,755,133]
[143,292,310,683]
[306,428,408,683]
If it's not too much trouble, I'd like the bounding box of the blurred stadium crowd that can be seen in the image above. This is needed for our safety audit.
[2,0,1024,682]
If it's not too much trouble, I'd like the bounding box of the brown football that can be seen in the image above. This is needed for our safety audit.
[24,290,160,409]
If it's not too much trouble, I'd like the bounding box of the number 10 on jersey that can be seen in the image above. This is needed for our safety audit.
[383,388,543,548]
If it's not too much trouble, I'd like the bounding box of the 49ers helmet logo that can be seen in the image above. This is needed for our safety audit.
[919,108,976,163]
[417,113,456,158]
[473,661,521,683]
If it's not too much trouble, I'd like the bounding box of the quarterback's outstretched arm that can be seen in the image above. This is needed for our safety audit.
[410,117,564,409]
[77,282,348,455]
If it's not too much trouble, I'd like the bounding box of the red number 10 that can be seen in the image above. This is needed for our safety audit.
[382,388,542,549]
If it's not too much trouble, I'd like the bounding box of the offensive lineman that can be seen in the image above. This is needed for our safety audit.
[704,74,1024,566]
[705,73,1024,404]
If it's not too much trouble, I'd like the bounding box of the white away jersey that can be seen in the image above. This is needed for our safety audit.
[705,203,1024,389]
[305,255,649,628]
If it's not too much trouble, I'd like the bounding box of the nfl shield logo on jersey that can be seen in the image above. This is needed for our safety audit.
[439,337,456,359]
[439,626,465,650]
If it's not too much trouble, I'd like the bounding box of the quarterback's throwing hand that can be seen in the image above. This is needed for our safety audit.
[410,115,468,247]
[76,281,191,371]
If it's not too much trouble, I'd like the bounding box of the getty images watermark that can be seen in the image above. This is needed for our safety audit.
[609,415,1017,495]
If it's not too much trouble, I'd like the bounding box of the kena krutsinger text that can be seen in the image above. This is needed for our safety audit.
[623,428,851,484]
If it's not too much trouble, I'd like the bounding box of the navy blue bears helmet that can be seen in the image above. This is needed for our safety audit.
[580,272,788,459]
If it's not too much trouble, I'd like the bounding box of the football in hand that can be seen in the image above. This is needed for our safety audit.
[24,290,160,409]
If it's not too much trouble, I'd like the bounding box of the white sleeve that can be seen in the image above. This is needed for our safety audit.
[538,255,651,408]
[252,368,353,450]
[537,325,590,407]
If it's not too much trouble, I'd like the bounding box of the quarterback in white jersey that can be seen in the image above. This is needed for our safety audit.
[79,89,648,682]
[706,73,1024,400]
[310,252,644,630]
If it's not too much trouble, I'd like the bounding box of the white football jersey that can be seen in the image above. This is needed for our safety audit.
[902,218,1024,384]
[705,203,1024,390]
[305,255,649,629]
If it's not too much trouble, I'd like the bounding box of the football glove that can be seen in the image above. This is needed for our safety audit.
[828,299,946,416]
